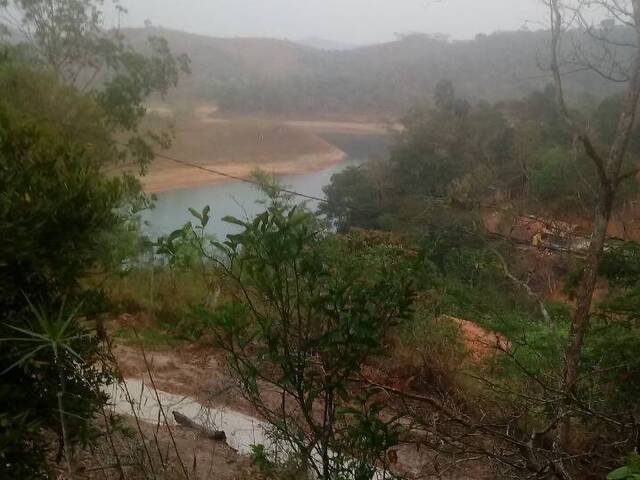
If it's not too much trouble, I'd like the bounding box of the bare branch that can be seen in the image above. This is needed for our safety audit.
[549,0,611,187]
[492,248,553,323]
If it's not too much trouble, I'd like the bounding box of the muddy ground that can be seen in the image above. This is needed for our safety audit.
[105,316,502,479]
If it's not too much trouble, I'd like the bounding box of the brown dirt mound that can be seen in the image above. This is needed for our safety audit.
[441,315,510,361]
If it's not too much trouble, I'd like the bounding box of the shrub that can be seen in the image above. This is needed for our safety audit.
[0,77,124,476]
[169,204,415,479]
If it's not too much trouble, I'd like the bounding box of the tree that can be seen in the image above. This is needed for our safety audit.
[320,165,388,232]
[0,3,188,474]
[434,79,456,112]
[547,0,640,448]
[0,0,190,171]
[0,76,125,476]
[166,202,414,479]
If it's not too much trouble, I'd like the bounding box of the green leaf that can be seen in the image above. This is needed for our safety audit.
[188,207,202,221]
[202,205,211,227]
[212,241,228,251]
[609,467,632,480]
[222,215,246,227]
[168,229,185,241]
[1,344,48,375]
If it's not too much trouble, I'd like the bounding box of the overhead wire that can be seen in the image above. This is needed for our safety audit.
[12,105,343,208]
[12,107,383,215]
[141,146,330,205]
[20,111,593,240]
[10,112,605,255]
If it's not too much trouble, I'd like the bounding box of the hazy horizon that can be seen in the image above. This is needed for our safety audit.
[109,0,548,45]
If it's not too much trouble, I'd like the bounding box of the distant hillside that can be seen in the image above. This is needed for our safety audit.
[121,27,313,104]
[124,28,624,115]
[297,37,358,51]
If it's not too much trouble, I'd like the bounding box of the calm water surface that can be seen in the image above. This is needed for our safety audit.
[142,133,391,240]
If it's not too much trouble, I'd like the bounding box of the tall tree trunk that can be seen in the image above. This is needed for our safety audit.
[549,0,640,451]
[559,191,613,446]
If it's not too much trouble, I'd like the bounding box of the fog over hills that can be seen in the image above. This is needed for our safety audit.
[113,0,546,45]
[124,26,626,115]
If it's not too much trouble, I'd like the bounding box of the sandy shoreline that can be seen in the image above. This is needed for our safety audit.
[141,149,347,193]
[195,115,396,136]
[130,112,395,194]
[283,119,396,135]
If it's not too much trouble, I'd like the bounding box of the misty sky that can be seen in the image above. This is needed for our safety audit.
[112,0,548,45]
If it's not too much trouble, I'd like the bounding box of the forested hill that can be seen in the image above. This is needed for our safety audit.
[124,27,624,115]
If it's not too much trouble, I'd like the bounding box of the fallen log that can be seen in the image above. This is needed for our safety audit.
[172,411,227,441]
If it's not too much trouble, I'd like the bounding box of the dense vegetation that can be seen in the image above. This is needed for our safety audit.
[0,0,188,475]
[321,80,640,232]
[0,84,120,475]
[148,181,640,478]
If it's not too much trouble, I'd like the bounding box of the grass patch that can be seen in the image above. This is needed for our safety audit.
[395,305,468,393]
[113,326,180,348]
[98,265,232,343]
[101,267,214,314]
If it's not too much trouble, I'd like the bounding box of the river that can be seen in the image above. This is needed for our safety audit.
[142,133,391,239]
